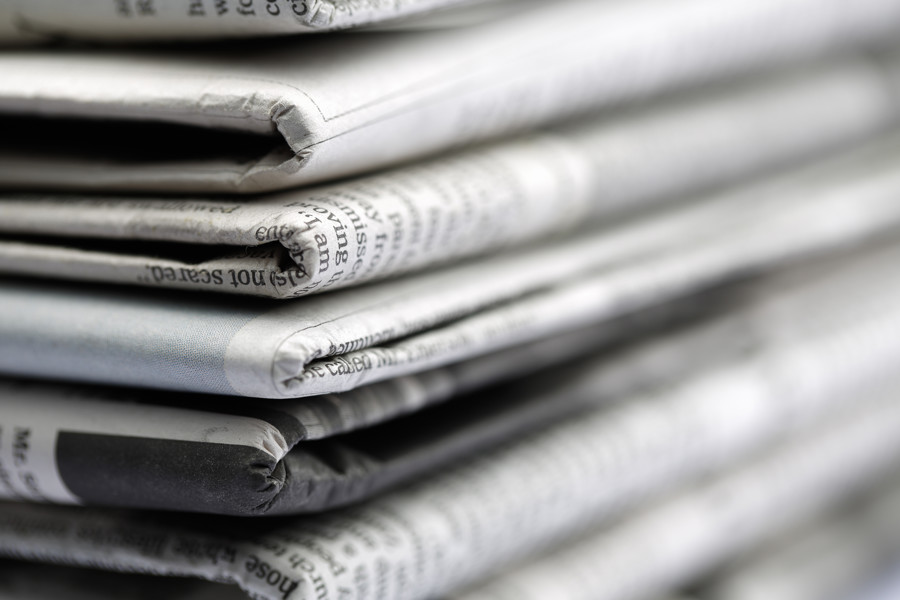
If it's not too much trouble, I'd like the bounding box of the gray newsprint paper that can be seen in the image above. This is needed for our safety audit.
[0,558,247,600]
[4,137,900,397]
[4,241,900,514]
[0,0,479,42]
[844,565,900,600]
[2,59,897,298]
[0,300,696,513]
[697,481,900,600]
[3,0,900,192]
[2,382,900,600]
[445,398,900,600]
[0,557,696,600]
[453,466,900,600]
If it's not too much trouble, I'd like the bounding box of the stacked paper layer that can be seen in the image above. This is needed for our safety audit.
[3,1,900,599]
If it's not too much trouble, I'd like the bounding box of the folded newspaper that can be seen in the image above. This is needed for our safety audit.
[3,0,900,192]
[2,59,896,298]
[3,136,900,397]
[697,481,900,600]
[2,375,899,600]
[451,454,900,600]
[3,241,900,515]
[0,558,247,600]
[0,297,717,513]
[0,363,612,515]
[0,0,484,42]
[445,405,900,600]
[0,286,725,514]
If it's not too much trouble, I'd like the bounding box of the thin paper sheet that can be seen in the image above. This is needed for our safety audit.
[696,483,900,600]
[1,60,896,298]
[445,401,900,600]
[2,0,900,192]
[1,382,899,600]
[3,241,900,514]
[0,0,484,42]
[3,139,900,397]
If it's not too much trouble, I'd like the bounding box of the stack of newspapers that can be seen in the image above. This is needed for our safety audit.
[4,0,900,598]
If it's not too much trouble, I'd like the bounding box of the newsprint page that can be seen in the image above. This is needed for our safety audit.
[3,1,900,599]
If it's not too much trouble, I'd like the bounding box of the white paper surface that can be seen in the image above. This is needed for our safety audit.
[2,382,899,600]
[447,394,900,600]
[3,0,900,192]
[0,0,481,41]
[700,482,900,600]
[4,239,900,511]
[0,384,289,504]
[1,59,896,297]
[4,137,900,397]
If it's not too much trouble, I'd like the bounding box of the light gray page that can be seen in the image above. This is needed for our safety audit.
[3,0,900,192]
